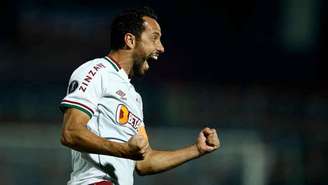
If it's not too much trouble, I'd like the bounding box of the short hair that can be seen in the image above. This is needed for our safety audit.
[109,7,158,50]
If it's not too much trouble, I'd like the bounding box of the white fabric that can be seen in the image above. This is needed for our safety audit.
[61,57,144,185]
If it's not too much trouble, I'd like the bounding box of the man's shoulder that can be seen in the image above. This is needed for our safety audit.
[71,57,118,77]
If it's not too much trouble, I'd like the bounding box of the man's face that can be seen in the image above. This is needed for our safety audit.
[132,16,165,77]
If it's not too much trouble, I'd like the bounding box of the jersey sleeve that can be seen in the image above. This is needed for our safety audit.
[59,65,103,118]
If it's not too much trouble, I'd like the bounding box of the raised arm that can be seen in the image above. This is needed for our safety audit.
[60,108,149,160]
[135,127,220,175]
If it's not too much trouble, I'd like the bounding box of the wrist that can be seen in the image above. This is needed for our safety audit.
[192,144,204,158]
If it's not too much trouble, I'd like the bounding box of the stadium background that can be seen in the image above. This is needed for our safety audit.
[0,0,327,184]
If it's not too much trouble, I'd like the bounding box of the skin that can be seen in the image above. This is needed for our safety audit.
[61,16,221,176]
[61,108,149,160]
[108,16,165,77]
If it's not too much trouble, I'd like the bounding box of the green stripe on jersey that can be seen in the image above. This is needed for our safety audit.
[104,57,119,72]
[60,103,93,118]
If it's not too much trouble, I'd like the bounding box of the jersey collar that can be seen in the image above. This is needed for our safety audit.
[104,56,130,82]
[104,56,121,71]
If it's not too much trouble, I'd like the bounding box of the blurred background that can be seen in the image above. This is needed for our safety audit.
[0,0,327,185]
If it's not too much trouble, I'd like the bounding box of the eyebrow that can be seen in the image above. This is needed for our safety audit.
[152,32,161,37]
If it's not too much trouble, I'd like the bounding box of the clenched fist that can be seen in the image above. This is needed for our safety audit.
[196,127,220,155]
[125,133,150,160]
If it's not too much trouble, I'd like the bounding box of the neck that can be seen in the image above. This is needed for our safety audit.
[107,50,133,76]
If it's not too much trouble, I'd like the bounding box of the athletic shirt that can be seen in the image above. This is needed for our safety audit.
[60,56,145,185]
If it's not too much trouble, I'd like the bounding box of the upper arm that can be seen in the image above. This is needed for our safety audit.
[60,63,103,143]
[135,126,152,174]
[62,108,90,131]
[135,147,153,176]
[61,108,90,146]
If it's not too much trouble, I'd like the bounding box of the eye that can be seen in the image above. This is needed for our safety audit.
[152,36,158,41]
[151,33,160,41]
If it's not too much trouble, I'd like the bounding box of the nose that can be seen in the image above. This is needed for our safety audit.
[157,41,165,53]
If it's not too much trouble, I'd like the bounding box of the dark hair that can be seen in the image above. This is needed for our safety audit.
[109,7,158,50]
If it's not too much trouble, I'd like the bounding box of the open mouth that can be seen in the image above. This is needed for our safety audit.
[150,54,159,60]
[144,53,160,69]
[147,51,160,61]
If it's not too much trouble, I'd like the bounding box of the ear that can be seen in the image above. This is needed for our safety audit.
[124,33,136,49]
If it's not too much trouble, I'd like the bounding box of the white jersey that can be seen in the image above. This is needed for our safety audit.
[60,56,145,185]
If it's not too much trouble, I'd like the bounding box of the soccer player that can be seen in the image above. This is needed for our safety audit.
[59,7,220,185]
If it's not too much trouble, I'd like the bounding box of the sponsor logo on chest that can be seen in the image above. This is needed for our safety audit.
[115,104,142,130]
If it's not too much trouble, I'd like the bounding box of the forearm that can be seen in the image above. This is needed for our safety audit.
[61,128,127,158]
[136,144,201,175]
[61,108,129,158]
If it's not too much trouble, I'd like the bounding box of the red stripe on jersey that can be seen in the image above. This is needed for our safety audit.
[62,99,94,114]
[107,56,122,69]
[90,181,113,185]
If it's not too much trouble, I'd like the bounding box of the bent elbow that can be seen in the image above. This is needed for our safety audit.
[136,168,148,176]
[60,130,76,148]
[135,164,154,176]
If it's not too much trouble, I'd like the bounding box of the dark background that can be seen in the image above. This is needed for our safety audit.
[0,0,327,185]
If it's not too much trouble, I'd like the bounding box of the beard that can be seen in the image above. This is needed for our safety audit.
[131,50,154,78]
[132,59,147,78]
[131,42,160,78]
